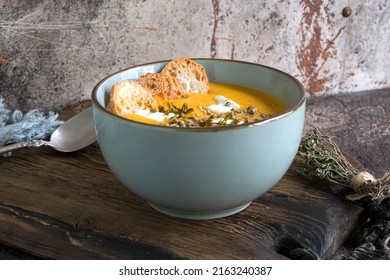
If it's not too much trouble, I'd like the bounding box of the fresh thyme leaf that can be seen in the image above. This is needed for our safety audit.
[164,102,194,116]
[230,119,240,126]
[158,105,167,114]
[224,112,232,121]
[186,108,194,114]
[202,117,213,127]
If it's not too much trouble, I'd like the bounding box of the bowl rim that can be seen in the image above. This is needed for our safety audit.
[91,58,306,131]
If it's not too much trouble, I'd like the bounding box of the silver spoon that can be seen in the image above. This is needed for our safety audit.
[0,107,96,154]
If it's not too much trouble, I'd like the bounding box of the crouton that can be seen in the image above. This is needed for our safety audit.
[138,72,186,99]
[161,58,209,93]
[107,80,156,115]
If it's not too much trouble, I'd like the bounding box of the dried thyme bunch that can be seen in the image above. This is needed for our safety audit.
[295,128,390,202]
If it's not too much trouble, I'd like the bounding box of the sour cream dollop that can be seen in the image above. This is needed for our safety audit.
[207,95,240,113]
[207,96,244,125]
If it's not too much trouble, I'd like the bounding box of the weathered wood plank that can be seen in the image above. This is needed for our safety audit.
[0,101,363,259]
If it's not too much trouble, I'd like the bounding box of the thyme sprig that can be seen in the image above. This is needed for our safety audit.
[295,127,390,201]
[167,102,194,116]
[296,128,357,187]
[157,102,194,116]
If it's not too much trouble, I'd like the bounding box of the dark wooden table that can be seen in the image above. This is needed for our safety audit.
[0,89,389,259]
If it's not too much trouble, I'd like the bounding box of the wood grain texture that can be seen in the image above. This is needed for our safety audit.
[0,101,363,259]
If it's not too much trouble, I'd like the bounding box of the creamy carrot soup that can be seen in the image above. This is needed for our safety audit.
[120,82,287,127]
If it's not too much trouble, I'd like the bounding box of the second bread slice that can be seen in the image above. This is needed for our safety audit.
[161,57,209,93]
[138,72,186,99]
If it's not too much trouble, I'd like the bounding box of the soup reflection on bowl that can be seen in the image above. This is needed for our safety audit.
[91,59,306,220]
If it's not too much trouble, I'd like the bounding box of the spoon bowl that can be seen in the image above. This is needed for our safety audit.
[0,107,96,154]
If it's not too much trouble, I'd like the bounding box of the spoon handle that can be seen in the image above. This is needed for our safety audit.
[0,140,49,155]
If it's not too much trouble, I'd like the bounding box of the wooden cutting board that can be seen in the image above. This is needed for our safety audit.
[0,101,363,259]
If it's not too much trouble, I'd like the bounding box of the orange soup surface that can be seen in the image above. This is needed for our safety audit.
[122,82,287,127]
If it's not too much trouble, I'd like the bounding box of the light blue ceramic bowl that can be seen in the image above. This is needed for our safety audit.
[91,59,305,220]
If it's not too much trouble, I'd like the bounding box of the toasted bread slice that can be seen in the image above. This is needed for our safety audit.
[107,80,156,115]
[138,72,186,99]
[161,57,209,93]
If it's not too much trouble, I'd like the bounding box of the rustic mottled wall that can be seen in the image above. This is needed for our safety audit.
[0,0,389,111]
